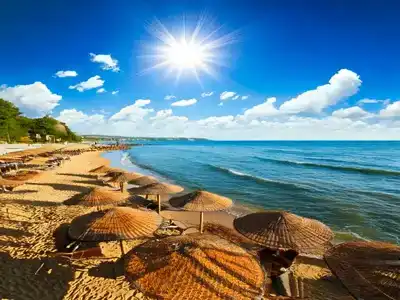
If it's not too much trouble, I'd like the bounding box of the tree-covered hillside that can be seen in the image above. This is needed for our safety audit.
[0,99,81,143]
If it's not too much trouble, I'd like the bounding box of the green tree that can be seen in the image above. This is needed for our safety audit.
[0,99,25,142]
[0,99,81,143]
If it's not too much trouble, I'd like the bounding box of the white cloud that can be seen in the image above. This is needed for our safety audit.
[197,116,237,129]
[358,98,379,104]
[280,69,362,114]
[332,106,372,119]
[151,109,173,120]
[55,105,400,140]
[110,99,153,122]
[220,91,236,100]
[55,70,78,78]
[241,95,249,100]
[164,95,176,100]
[232,95,240,100]
[111,90,119,95]
[90,53,120,72]
[0,82,62,116]
[201,92,214,97]
[96,88,106,94]
[171,98,197,107]
[69,75,104,92]
[52,67,400,140]
[134,99,151,107]
[56,109,106,134]
[380,101,400,118]
[358,98,391,106]
[57,109,105,125]
[241,97,281,120]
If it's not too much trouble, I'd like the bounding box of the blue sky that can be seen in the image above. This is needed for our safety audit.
[0,0,399,139]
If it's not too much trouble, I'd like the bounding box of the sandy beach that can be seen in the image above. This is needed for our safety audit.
[0,150,237,300]
[0,151,148,300]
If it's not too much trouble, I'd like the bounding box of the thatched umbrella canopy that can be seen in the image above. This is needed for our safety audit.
[127,175,158,186]
[65,187,126,208]
[128,182,183,214]
[233,211,333,254]
[89,165,113,174]
[103,169,125,179]
[124,233,266,299]
[169,190,233,233]
[324,241,400,300]
[108,172,143,192]
[69,207,162,254]
[108,172,142,184]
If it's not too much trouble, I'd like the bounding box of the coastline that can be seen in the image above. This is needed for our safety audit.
[102,149,369,244]
[0,146,383,299]
[101,150,242,229]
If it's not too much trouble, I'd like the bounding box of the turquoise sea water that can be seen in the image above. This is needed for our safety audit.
[103,141,400,244]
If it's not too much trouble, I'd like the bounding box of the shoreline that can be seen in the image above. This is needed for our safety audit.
[102,149,370,244]
[101,150,242,229]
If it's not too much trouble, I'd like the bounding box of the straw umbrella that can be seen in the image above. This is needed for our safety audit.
[89,165,113,174]
[169,190,233,233]
[124,233,266,299]
[233,211,333,254]
[65,187,126,210]
[89,165,114,180]
[103,169,125,179]
[127,175,158,186]
[128,182,183,214]
[107,172,143,192]
[324,241,400,300]
[68,207,162,255]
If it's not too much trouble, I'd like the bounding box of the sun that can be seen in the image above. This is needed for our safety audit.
[164,39,207,69]
[139,15,238,83]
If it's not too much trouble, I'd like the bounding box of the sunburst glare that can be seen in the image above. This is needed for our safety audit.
[139,14,238,84]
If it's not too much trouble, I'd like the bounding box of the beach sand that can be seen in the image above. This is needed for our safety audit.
[0,150,239,300]
[0,151,150,300]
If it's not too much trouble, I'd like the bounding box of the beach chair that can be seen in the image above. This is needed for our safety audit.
[276,255,354,300]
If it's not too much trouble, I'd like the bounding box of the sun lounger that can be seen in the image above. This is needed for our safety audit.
[276,256,354,299]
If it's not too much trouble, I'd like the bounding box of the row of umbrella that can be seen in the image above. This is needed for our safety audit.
[90,165,234,233]
[63,164,399,299]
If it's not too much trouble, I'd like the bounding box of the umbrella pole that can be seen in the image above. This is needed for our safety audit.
[157,194,161,214]
[119,240,125,256]
[200,211,204,233]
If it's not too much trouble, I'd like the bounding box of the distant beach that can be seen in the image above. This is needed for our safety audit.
[103,140,400,244]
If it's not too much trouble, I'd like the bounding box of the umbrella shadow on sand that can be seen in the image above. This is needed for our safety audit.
[88,259,125,279]
[27,183,90,193]
[57,173,97,179]
[2,199,61,207]
[0,252,74,300]
[0,227,33,238]
[72,179,107,187]
[127,195,169,211]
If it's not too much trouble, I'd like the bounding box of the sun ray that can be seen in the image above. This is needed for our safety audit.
[139,14,238,83]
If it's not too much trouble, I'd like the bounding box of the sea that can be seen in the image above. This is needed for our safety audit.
[103,140,400,244]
